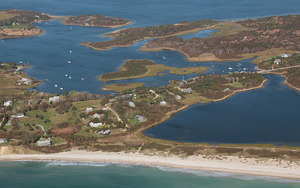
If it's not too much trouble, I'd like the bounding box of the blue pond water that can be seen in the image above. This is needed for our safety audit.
[144,75,300,145]
[178,29,220,39]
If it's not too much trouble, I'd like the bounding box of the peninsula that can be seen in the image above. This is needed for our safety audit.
[142,15,300,62]
[81,19,220,50]
[61,14,132,28]
[0,9,132,39]
[0,9,54,39]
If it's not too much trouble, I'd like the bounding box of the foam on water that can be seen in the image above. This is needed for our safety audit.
[155,166,300,183]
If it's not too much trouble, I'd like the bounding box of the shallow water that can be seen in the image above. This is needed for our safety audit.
[0,161,299,188]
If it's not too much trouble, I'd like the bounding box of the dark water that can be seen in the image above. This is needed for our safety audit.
[0,162,299,188]
[144,75,300,145]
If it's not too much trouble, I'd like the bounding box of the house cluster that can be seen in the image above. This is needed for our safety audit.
[17,77,32,85]
[180,88,192,93]
[95,129,111,135]
[274,53,291,65]
[115,94,133,100]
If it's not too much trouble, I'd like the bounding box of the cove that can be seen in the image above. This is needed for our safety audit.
[143,74,300,146]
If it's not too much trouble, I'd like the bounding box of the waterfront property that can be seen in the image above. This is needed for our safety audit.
[36,138,52,146]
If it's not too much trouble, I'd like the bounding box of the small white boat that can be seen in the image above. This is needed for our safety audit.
[1,40,4,43]
[163,56,166,60]
[60,88,63,90]
[54,84,58,87]
[81,78,84,80]
[70,27,72,30]
[70,50,72,53]
[68,61,71,64]
[69,76,72,79]
[228,67,233,70]
[65,74,68,77]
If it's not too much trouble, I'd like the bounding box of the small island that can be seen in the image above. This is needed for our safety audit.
[99,59,209,81]
[61,14,132,28]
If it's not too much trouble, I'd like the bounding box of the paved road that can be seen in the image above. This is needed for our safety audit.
[36,124,46,136]
[105,104,123,123]
[257,65,300,74]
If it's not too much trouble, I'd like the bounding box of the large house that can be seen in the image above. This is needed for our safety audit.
[3,101,12,107]
[49,96,60,103]
[36,138,52,146]
[89,122,103,128]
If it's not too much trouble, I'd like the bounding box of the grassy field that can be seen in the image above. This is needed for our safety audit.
[99,60,209,81]
[102,83,145,93]
[228,82,243,88]
[0,11,16,21]
[180,94,212,105]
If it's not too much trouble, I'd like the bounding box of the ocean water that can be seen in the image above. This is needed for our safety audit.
[0,161,299,188]
[144,74,300,145]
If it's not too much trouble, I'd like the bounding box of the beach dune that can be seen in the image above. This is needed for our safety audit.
[0,149,299,180]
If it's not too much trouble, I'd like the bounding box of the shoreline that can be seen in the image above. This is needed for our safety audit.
[284,77,300,92]
[0,150,300,180]
[61,19,133,28]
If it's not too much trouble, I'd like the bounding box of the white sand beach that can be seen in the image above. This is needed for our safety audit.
[0,149,299,180]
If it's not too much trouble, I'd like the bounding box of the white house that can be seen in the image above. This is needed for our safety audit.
[92,113,101,119]
[95,129,111,135]
[128,101,136,107]
[0,138,7,144]
[20,77,31,85]
[14,113,24,118]
[89,122,103,128]
[49,96,60,103]
[180,88,192,93]
[279,53,291,58]
[223,88,231,92]
[86,107,93,113]
[135,115,146,122]
[36,138,52,146]
[176,95,182,100]
[4,101,12,107]
[274,59,281,65]
[160,101,167,106]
